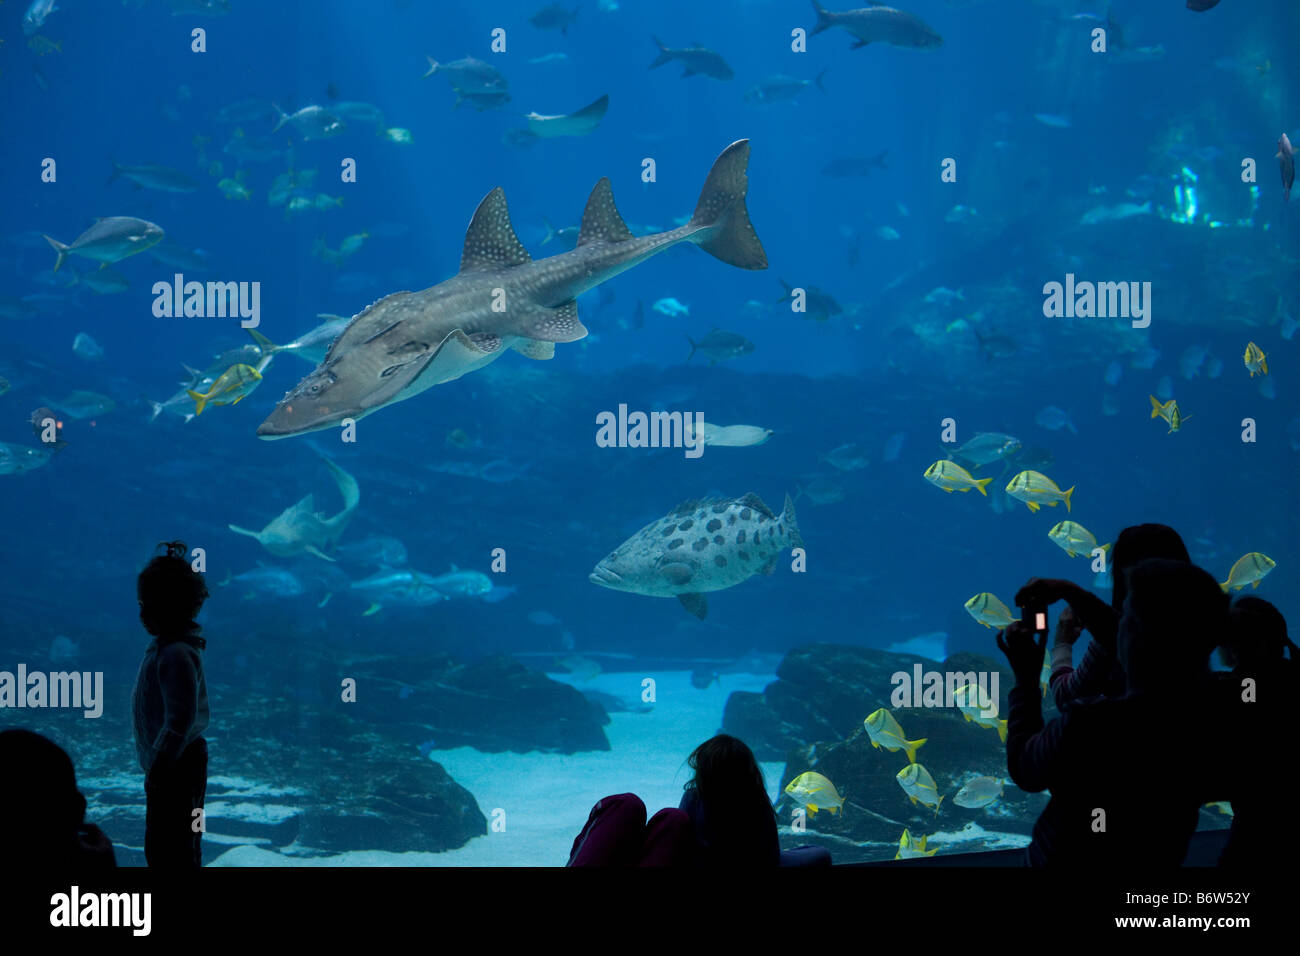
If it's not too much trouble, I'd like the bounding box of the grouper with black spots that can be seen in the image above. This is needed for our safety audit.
[589,492,802,619]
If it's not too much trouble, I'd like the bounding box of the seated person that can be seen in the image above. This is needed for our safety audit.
[0,728,116,868]
[567,734,830,867]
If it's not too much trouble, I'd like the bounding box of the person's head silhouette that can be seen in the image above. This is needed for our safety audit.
[1118,558,1226,694]
[0,729,91,864]
[1222,596,1294,671]
[1109,524,1190,613]
[137,540,208,647]
[686,733,770,817]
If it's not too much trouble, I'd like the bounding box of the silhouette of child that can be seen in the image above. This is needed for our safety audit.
[567,734,830,867]
[680,734,830,867]
[132,541,210,868]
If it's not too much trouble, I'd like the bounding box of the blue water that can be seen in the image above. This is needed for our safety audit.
[1,0,1296,862]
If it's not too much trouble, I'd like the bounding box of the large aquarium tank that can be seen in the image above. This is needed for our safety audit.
[1,0,1294,869]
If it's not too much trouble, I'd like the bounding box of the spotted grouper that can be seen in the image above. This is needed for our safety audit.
[589,492,803,619]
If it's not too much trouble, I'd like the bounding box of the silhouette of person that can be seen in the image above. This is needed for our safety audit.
[1000,558,1226,866]
[1213,596,1296,867]
[567,734,830,867]
[132,540,210,868]
[1220,596,1297,686]
[680,734,831,867]
[1016,523,1190,709]
[0,728,116,868]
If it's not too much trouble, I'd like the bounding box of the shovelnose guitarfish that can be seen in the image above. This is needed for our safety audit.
[258,140,768,438]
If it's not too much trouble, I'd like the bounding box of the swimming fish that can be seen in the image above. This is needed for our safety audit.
[822,442,869,472]
[187,362,265,415]
[423,55,508,94]
[108,161,199,194]
[529,3,580,34]
[1278,133,1294,201]
[258,140,766,438]
[649,36,734,80]
[219,176,252,201]
[335,534,407,567]
[896,764,944,814]
[652,297,690,317]
[558,654,602,682]
[810,1,943,50]
[683,422,773,447]
[426,565,494,599]
[923,286,965,307]
[690,667,720,689]
[895,828,938,859]
[1079,200,1152,225]
[43,217,164,272]
[744,72,825,106]
[525,94,608,138]
[952,683,1008,741]
[1243,341,1268,378]
[220,565,306,599]
[351,568,447,614]
[795,475,846,506]
[46,390,116,420]
[70,268,130,295]
[1219,552,1276,592]
[776,279,843,321]
[784,771,845,816]
[271,104,344,140]
[1048,520,1110,558]
[249,317,349,365]
[1149,395,1190,433]
[1006,470,1074,513]
[924,460,993,496]
[1035,405,1077,434]
[864,708,926,764]
[228,456,360,561]
[0,441,60,476]
[963,593,1019,630]
[953,776,1004,809]
[950,432,1021,468]
[23,0,58,36]
[72,332,104,361]
[686,328,754,363]
[589,492,802,620]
